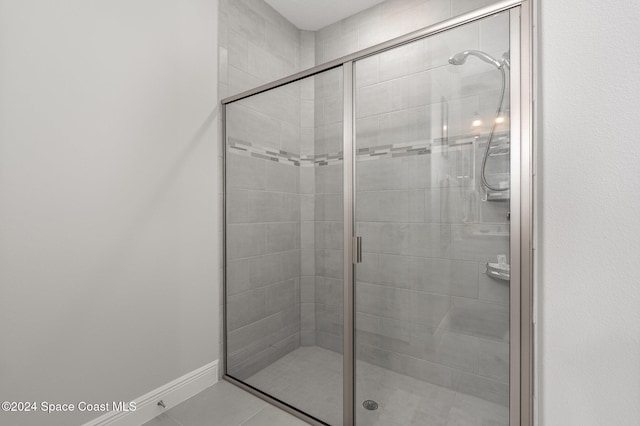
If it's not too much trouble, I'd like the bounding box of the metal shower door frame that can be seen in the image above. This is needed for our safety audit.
[221,0,534,424]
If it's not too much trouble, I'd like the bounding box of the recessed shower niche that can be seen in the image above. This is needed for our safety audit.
[222,1,533,425]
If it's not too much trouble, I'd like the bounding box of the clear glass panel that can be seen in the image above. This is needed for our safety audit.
[225,66,344,425]
[354,11,511,425]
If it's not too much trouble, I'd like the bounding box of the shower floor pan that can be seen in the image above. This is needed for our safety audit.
[245,346,508,426]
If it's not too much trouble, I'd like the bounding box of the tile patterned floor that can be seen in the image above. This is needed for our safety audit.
[142,381,307,426]
[144,346,508,426]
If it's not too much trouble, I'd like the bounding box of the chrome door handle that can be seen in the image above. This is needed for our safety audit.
[353,236,362,264]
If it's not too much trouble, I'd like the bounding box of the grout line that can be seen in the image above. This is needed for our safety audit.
[235,401,270,426]
[165,412,186,426]
[237,404,277,426]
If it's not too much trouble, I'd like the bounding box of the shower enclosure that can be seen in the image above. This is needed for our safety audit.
[222,1,532,425]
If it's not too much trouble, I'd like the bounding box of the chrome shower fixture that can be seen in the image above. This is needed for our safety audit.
[448,49,511,193]
[448,50,510,69]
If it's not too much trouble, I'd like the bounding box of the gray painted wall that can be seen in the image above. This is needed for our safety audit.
[0,1,219,425]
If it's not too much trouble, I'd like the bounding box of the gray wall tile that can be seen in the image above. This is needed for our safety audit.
[380,223,410,255]
[300,222,314,250]
[315,249,343,280]
[249,253,283,287]
[442,297,509,342]
[478,339,509,383]
[323,30,358,62]
[424,21,479,69]
[316,331,343,353]
[301,249,315,276]
[451,260,480,298]
[228,288,267,330]
[357,309,411,338]
[227,155,266,191]
[355,55,379,88]
[478,262,510,303]
[227,258,250,295]
[232,333,300,379]
[355,252,380,284]
[378,191,411,222]
[317,277,344,307]
[378,39,425,81]
[227,1,266,46]
[357,343,453,389]
[266,279,297,315]
[266,222,298,253]
[379,254,412,288]
[228,65,262,94]
[282,193,301,222]
[227,189,249,224]
[315,221,343,250]
[355,115,380,149]
[301,331,316,346]
[227,312,282,355]
[282,250,301,280]
[315,164,342,194]
[301,302,316,330]
[314,193,342,221]
[409,223,452,258]
[450,224,509,262]
[409,257,451,294]
[266,161,298,193]
[316,304,344,336]
[247,191,284,223]
[265,21,299,63]
[357,158,410,191]
[356,282,412,322]
[248,41,287,83]
[357,222,382,253]
[436,331,480,374]
[300,277,315,303]
[228,29,249,71]
[451,370,509,406]
[410,291,451,327]
[227,223,265,259]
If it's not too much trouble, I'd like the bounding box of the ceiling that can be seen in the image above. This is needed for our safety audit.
[264,0,386,31]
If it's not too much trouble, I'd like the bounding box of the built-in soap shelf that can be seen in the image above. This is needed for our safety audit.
[485,261,510,282]
[472,230,509,238]
[488,143,510,157]
[485,189,510,201]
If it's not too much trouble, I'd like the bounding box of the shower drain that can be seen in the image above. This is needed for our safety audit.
[362,400,379,411]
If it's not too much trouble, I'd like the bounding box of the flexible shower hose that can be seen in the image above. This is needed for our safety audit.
[481,65,509,193]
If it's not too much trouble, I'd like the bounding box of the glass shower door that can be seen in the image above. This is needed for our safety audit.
[225,67,344,425]
[353,11,512,425]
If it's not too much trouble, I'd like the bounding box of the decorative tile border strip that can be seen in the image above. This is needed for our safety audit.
[227,131,508,167]
[228,137,310,167]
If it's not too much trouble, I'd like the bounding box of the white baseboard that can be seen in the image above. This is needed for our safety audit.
[83,360,218,426]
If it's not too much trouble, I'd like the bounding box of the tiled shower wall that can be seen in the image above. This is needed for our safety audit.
[315,0,500,63]
[310,0,512,406]
[220,0,312,379]
[219,0,301,97]
[222,0,512,404]
[312,69,345,352]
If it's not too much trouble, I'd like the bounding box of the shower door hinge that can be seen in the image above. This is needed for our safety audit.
[353,236,362,264]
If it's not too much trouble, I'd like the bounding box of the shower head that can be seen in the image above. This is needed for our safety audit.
[448,50,509,69]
